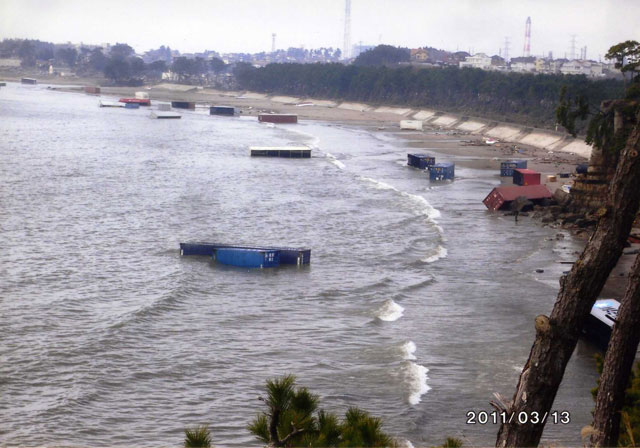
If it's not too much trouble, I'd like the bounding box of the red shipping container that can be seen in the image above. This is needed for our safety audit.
[513,168,541,186]
[258,114,298,124]
[84,86,101,94]
[483,185,552,211]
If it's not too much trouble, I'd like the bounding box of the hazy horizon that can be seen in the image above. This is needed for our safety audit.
[1,0,639,60]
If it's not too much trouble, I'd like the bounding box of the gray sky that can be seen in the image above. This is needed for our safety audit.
[1,0,638,60]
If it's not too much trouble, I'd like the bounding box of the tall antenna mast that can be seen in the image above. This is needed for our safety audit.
[523,17,531,57]
[570,35,577,60]
[503,37,511,63]
[271,33,276,53]
[343,0,351,59]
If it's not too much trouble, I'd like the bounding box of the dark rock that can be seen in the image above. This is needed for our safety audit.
[535,268,544,273]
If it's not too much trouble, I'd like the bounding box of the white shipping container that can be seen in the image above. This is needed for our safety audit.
[400,120,423,131]
[135,91,150,99]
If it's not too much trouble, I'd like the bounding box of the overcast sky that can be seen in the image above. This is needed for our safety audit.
[1,0,638,60]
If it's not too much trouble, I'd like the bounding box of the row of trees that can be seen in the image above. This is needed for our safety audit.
[0,38,228,85]
[233,61,624,129]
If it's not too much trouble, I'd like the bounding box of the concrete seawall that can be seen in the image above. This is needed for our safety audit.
[302,96,592,159]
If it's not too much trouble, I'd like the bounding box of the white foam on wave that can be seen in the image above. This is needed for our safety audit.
[402,341,417,360]
[400,191,441,220]
[358,177,442,229]
[325,152,346,170]
[358,176,395,190]
[376,299,404,322]
[404,361,431,405]
[401,440,415,448]
[421,245,448,263]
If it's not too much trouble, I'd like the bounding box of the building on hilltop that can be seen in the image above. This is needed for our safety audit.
[459,53,492,70]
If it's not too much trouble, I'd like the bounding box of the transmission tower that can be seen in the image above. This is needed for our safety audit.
[503,37,511,62]
[343,0,351,59]
[569,35,577,60]
[523,17,531,57]
[271,33,276,53]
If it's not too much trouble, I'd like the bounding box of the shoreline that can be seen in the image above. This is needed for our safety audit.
[7,77,634,300]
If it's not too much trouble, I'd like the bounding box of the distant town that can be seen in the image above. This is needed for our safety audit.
[0,35,622,89]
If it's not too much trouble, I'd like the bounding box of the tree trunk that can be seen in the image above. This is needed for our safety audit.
[590,252,640,447]
[495,117,640,447]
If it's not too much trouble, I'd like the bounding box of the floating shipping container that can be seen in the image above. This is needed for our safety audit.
[210,106,235,116]
[99,100,125,108]
[582,299,619,350]
[21,77,37,85]
[151,111,181,119]
[407,153,435,170]
[500,160,527,177]
[84,86,101,94]
[135,91,149,99]
[258,114,298,124]
[120,98,151,106]
[400,120,423,131]
[179,242,311,266]
[429,163,455,180]
[513,168,541,186]
[171,101,196,110]
[124,102,140,109]
[482,184,552,211]
[250,146,311,158]
[0,82,6,87]
[215,248,280,268]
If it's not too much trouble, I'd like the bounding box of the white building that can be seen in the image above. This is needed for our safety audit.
[459,53,492,70]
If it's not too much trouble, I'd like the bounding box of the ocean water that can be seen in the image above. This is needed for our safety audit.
[0,83,597,446]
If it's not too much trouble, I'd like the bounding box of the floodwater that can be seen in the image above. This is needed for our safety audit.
[0,83,598,447]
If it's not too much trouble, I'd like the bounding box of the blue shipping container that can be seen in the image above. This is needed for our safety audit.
[407,153,435,169]
[180,242,311,265]
[215,248,280,268]
[429,163,455,180]
[500,160,527,177]
[125,102,140,109]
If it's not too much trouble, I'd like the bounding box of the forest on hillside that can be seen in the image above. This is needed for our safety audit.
[234,62,624,129]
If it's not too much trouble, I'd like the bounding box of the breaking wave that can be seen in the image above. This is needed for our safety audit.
[326,152,346,170]
[404,361,431,405]
[376,299,404,322]
[401,341,417,360]
[400,341,431,405]
[422,245,448,263]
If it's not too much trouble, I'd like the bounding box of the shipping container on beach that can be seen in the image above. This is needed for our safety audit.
[179,242,311,266]
[0,81,6,87]
[171,101,196,110]
[500,160,527,177]
[124,102,140,109]
[210,106,235,116]
[582,299,619,350]
[258,114,298,124]
[120,97,151,106]
[215,247,280,268]
[513,168,541,186]
[250,146,311,158]
[21,78,37,85]
[135,91,149,99]
[400,120,423,131]
[84,86,101,94]
[482,184,552,211]
[429,163,455,180]
[99,100,125,108]
[407,153,435,169]
[157,103,171,111]
[150,111,181,119]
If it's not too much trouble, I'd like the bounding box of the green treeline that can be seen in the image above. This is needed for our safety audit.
[235,63,624,128]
